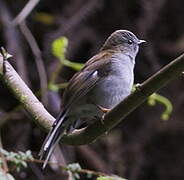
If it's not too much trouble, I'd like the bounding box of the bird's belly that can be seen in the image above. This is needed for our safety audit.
[67,64,134,127]
[90,75,133,108]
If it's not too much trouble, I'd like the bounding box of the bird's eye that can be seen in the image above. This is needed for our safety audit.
[127,40,133,45]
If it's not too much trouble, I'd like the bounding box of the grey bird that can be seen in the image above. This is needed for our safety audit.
[39,30,145,168]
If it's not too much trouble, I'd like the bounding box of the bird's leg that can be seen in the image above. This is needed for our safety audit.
[96,104,111,113]
[95,104,111,124]
[134,83,142,91]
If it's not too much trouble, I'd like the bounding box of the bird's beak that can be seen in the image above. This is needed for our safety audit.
[138,39,146,44]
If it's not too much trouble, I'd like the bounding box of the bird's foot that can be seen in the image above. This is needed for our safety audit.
[96,104,111,113]
[95,104,111,124]
[92,103,111,124]
[100,114,104,124]
[134,83,142,91]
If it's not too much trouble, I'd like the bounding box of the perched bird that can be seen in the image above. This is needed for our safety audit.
[39,30,145,168]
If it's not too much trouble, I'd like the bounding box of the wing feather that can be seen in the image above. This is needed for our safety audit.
[62,50,114,111]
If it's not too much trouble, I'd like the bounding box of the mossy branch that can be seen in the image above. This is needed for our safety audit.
[61,52,184,145]
[0,50,184,145]
[0,52,54,130]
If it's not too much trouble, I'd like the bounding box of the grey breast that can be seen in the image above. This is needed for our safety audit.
[91,53,135,109]
[68,53,135,127]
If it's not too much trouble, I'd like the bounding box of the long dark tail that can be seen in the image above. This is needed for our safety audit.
[39,111,68,169]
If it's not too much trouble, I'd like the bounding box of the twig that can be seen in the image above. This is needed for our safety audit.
[58,0,103,35]
[0,146,108,177]
[25,158,107,177]
[1,50,184,145]
[12,0,40,26]
[19,21,48,104]
[43,0,103,53]
[48,61,63,87]
[0,0,30,84]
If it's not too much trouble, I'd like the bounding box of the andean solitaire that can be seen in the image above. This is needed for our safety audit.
[39,30,145,168]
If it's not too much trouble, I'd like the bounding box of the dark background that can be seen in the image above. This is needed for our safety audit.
[0,0,184,179]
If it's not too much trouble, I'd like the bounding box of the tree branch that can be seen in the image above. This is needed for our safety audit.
[12,0,40,25]
[0,53,54,130]
[61,52,184,145]
[0,51,184,145]
[19,21,48,105]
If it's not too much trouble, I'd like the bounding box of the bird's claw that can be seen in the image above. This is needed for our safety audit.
[101,114,105,124]
[135,83,142,91]
[96,104,111,113]
[95,104,111,124]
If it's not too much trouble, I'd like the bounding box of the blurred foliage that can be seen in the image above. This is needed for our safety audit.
[49,37,84,92]
[0,149,128,180]
[64,163,82,180]
[97,176,127,180]
[0,172,15,180]
[0,148,33,172]
[48,83,60,92]
[147,93,173,120]
[33,12,55,25]
[133,84,173,120]
[52,37,84,71]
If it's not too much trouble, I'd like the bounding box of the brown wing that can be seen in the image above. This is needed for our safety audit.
[62,50,114,111]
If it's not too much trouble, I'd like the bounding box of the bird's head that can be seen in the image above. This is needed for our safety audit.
[101,30,145,56]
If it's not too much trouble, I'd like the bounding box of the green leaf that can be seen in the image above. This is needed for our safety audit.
[132,85,173,121]
[20,161,27,168]
[65,163,82,180]
[48,83,59,92]
[87,173,93,178]
[97,176,127,180]
[66,163,82,172]
[0,147,33,172]
[51,37,84,71]
[61,59,84,71]
[34,12,55,25]
[52,37,68,60]
[147,93,173,120]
